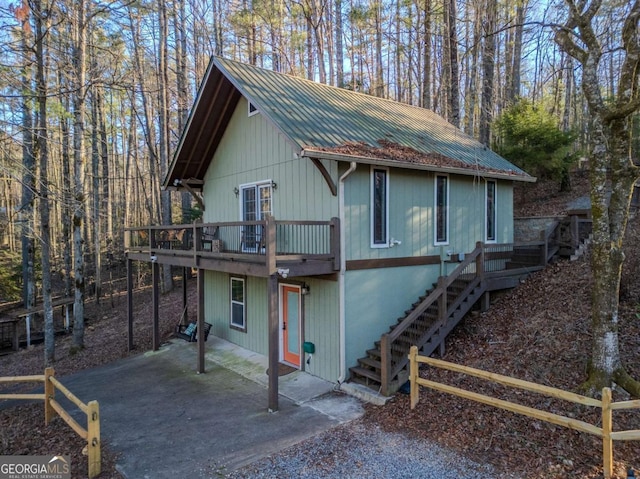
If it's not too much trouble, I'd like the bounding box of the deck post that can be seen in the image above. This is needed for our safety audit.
[475,241,485,283]
[571,214,579,250]
[265,215,276,274]
[197,268,205,374]
[330,217,340,271]
[152,259,160,351]
[437,276,447,323]
[540,229,549,265]
[380,334,391,396]
[127,258,134,351]
[267,274,279,412]
[481,291,491,312]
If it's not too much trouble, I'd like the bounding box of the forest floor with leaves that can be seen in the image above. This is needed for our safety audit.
[2,171,640,478]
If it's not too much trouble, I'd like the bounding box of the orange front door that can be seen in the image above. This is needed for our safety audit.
[281,285,301,367]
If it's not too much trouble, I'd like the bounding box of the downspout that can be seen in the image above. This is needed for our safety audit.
[338,162,357,384]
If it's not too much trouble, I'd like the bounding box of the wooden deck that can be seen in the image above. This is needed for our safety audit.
[125,216,340,277]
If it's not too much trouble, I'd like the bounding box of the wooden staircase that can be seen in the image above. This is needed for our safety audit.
[349,245,488,396]
[348,223,594,397]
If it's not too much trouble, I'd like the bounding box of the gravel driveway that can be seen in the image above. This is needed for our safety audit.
[228,419,519,479]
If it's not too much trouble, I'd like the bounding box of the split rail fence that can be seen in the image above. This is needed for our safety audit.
[0,368,100,478]
[408,346,640,479]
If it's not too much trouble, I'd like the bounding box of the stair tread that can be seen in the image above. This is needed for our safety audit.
[349,366,382,382]
[358,357,382,369]
[367,348,381,357]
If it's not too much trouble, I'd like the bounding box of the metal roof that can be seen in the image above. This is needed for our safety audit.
[165,56,533,189]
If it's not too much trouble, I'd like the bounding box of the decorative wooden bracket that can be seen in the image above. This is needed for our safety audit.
[310,158,337,196]
[179,180,205,211]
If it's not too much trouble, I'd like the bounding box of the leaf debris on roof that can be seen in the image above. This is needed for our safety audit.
[312,139,528,177]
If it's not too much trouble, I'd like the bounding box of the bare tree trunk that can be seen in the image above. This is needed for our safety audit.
[479,0,496,146]
[72,0,87,349]
[59,69,72,297]
[374,0,384,97]
[421,0,431,109]
[335,0,344,86]
[158,0,174,293]
[20,33,36,316]
[174,0,192,223]
[463,0,481,135]
[33,0,55,364]
[556,0,640,396]
[509,0,526,103]
[91,86,102,304]
[448,1,461,124]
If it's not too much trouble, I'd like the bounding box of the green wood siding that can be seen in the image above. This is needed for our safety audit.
[343,165,514,261]
[204,270,340,382]
[294,277,340,381]
[204,271,268,354]
[344,266,438,370]
[202,98,339,223]
[342,169,514,369]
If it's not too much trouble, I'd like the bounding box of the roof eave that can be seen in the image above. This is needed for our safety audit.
[301,148,537,183]
[163,58,219,190]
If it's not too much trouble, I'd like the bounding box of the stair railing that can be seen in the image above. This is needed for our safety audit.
[380,242,484,395]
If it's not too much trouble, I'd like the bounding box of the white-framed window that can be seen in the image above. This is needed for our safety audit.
[248,101,259,117]
[371,166,389,247]
[434,174,449,245]
[485,180,497,243]
[230,276,246,331]
[239,181,273,252]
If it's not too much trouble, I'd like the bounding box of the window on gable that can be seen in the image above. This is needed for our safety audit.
[371,167,389,247]
[240,181,272,252]
[486,180,497,242]
[435,174,449,245]
[248,101,258,117]
[230,276,246,331]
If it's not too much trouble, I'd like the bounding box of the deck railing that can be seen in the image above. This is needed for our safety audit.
[125,217,339,266]
[380,243,485,395]
[379,240,552,395]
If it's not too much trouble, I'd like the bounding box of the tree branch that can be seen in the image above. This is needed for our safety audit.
[606,0,640,121]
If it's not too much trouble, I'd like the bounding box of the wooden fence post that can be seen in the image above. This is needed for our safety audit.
[44,367,55,425]
[602,387,613,479]
[87,400,101,478]
[409,346,419,409]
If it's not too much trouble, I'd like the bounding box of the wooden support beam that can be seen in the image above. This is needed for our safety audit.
[152,261,160,351]
[310,158,337,196]
[267,274,279,412]
[127,259,134,351]
[181,181,205,211]
[197,268,205,374]
[481,291,490,312]
[182,267,188,321]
